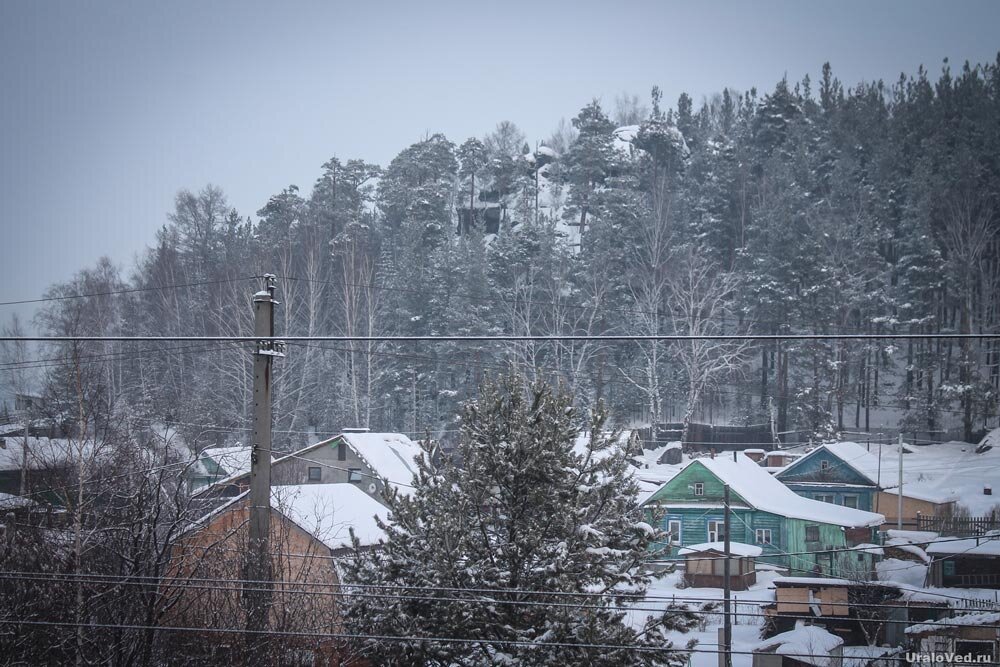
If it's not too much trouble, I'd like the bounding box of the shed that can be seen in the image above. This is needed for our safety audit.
[905,611,1000,664]
[925,534,1000,588]
[764,577,925,646]
[679,541,760,590]
[752,623,844,667]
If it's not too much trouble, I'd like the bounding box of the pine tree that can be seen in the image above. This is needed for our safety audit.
[563,101,617,243]
[342,373,704,666]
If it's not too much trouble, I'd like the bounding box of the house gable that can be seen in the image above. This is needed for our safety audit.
[644,460,753,508]
[777,447,876,488]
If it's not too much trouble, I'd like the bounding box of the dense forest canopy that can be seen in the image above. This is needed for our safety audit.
[7,56,1000,451]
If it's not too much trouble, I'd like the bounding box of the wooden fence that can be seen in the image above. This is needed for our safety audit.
[917,514,1000,536]
[639,422,774,450]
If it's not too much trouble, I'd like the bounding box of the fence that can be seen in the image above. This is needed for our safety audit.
[917,514,1000,536]
[639,422,774,450]
[951,595,1000,611]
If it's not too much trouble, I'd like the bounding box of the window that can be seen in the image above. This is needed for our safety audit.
[841,495,859,509]
[693,483,704,496]
[755,529,772,545]
[815,494,835,504]
[667,519,682,544]
[820,460,830,471]
[805,525,820,542]
[348,468,363,483]
[337,441,346,462]
[307,466,322,482]
[708,520,725,542]
[955,642,995,662]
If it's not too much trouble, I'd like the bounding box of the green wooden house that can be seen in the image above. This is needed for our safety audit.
[643,453,885,578]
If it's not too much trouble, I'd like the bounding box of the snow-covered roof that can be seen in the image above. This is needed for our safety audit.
[781,441,885,485]
[906,611,1000,635]
[0,436,104,471]
[187,483,388,550]
[924,533,1000,557]
[678,541,762,557]
[271,483,388,549]
[340,432,422,489]
[692,454,885,528]
[772,576,855,587]
[755,623,843,667]
[779,441,959,504]
[198,446,255,478]
[884,537,930,562]
[0,491,35,510]
[886,529,939,542]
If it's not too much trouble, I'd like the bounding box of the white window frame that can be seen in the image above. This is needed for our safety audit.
[815,493,835,504]
[693,482,704,496]
[841,494,859,509]
[820,460,831,471]
[755,528,772,545]
[667,519,682,545]
[707,519,725,543]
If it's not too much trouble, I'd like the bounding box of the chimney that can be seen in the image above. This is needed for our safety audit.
[985,485,993,496]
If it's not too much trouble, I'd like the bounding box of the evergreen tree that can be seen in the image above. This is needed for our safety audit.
[343,373,703,666]
[563,101,617,243]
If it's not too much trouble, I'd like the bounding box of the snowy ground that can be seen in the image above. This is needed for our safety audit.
[623,569,783,667]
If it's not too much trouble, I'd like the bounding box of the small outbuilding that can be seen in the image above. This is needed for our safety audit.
[752,622,844,667]
[905,611,1000,664]
[679,541,761,590]
[926,533,1000,588]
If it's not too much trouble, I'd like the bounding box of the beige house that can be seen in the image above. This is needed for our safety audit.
[875,487,957,531]
[165,483,387,664]
[195,431,422,505]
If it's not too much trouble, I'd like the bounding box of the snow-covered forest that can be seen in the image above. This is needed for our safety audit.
[6,57,1000,451]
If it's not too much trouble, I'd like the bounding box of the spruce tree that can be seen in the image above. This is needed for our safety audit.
[342,373,703,666]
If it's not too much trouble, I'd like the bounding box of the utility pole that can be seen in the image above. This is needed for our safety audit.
[244,274,282,661]
[897,433,904,531]
[723,483,732,667]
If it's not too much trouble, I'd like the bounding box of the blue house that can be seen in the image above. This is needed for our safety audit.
[774,442,884,512]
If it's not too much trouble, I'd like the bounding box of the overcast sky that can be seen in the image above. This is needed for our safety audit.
[2,0,999,328]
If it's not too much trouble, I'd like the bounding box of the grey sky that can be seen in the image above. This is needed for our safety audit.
[2,0,998,329]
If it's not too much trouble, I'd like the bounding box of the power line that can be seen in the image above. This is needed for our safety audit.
[4,333,999,343]
[0,618,925,663]
[3,572,998,627]
[0,341,251,373]
[0,276,259,308]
